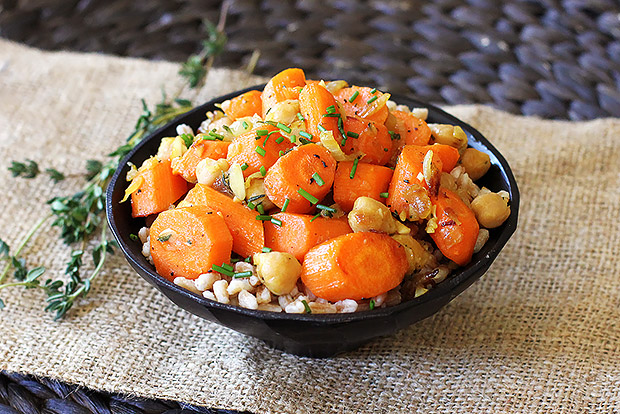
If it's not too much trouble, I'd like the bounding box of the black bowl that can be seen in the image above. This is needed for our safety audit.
[106,87,519,357]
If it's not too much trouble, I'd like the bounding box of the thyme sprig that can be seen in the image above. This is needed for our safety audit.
[0,13,229,319]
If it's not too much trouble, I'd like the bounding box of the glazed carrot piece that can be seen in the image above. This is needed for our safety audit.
[430,188,479,266]
[171,140,230,183]
[264,143,337,213]
[423,144,460,172]
[299,82,342,142]
[333,161,393,211]
[182,184,264,257]
[264,213,352,262]
[220,90,262,121]
[226,125,295,178]
[262,68,306,117]
[334,86,389,125]
[130,159,189,217]
[149,206,233,281]
[301,232,408,302]
[390,110,431,146]
[342,117,393,165]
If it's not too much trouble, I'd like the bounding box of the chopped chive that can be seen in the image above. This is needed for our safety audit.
[296,112,305,122]
[259,165,267,176]
[222,125,233,134]
[316,204,336,212]
[242,120,249,129]
[322,113,340,117]
[233,271,253,278]
[221,263,234,272]
[318,124,327,133]
[310,212,321,222]
[326,105,336,114]
[256,129,269,136]
[271,217,283,227]
[340,137,348,147]
[298,188,318,204]
[388,130,401,141]
[263,136,270,146]
[289,134,297,143]
[312,172,325,186]
[281,198,290,212]
[157,234,171,242]
[299,137,312,145]
[346,131,359,138]
[244,256,252,263]
[337,116,346,139]
[202,135,216,141]
[257,204,265,215]
[367,96,378,104]
[240,162,249,171]
[350,158,359,179]
[209,130,224,140]
[276,122,292,133]
[348,90,360,103]
[262,247,272,253]
[212,264,234,277]
[256,214,272,221]
[301,299,312,313]
[129,233,138,241]
[369,299,376,310]
[299,131,313,140]
[370,88,377,94]
[279,150,285,156]
[380,192,389,198]
[275,136,285,144]
[255,146,266,157]
[247,202,256,210]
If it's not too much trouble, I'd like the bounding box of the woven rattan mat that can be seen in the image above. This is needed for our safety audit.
[1,0,619,120]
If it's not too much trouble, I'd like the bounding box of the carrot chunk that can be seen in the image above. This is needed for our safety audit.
[131,159,189,217]
[301,232,408,302]
[299,82,342,142]
[220,90,262,121]
[333,161,393,212]
[390,110,431,146]
[342,117,393,165]
[149,206,233,281]
[182,184,264,257]
[430,188,479,266]
[264,143,337,213]
[262,68,306,117]
[334,86,389,125]
[264,212,352,262]
[226,125,295,178]
[171,140,230,183]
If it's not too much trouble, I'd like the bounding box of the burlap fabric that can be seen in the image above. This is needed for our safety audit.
[0,39,618,413]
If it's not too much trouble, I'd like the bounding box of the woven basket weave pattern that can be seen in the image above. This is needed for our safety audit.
[1,0,619,120]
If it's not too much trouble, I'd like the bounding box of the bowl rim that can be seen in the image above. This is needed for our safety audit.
[106,85,520,324]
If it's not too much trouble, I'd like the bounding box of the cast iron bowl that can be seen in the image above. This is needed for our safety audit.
[106,86,519,358]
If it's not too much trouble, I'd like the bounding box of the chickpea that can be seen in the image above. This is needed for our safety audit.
[460,148,491,181]
[196,158,229,186]
[470,192,510,228]
[253,252,302,295]
[348,197,410,235]
[428,124,468,153]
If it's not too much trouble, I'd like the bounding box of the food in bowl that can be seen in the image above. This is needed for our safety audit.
[123,68,511,314]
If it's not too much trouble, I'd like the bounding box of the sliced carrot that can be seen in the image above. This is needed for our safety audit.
[220,90,262,121]
[299,82,342,142]
[226,125,295,178]
[264,143,337,213]
[342,117,393,165]
[334,86,389,125]
[149,206,233,281]
[171,140,230,183]
[182,184,264,257]
[390,110,431,146]
[131,159,189,217]
[301,232,408,302]
[262,68,306,117]
[430,188,479,266]
[423,144,460,172]
[264,213,352,262]
[333,161,393,211]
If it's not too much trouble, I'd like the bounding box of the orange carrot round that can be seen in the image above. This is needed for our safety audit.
[299,82,342,142]
[334,86,389,125]
[220,90,262,121]
[131,159,189,217]
[149,206,233,281]
[301,232,408,302]
[264,212,352,262]
[430,188,479,266]
[333,161,393,211]
[264,143,336,213]
[342,117,393,165]
[262,68,306,117]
